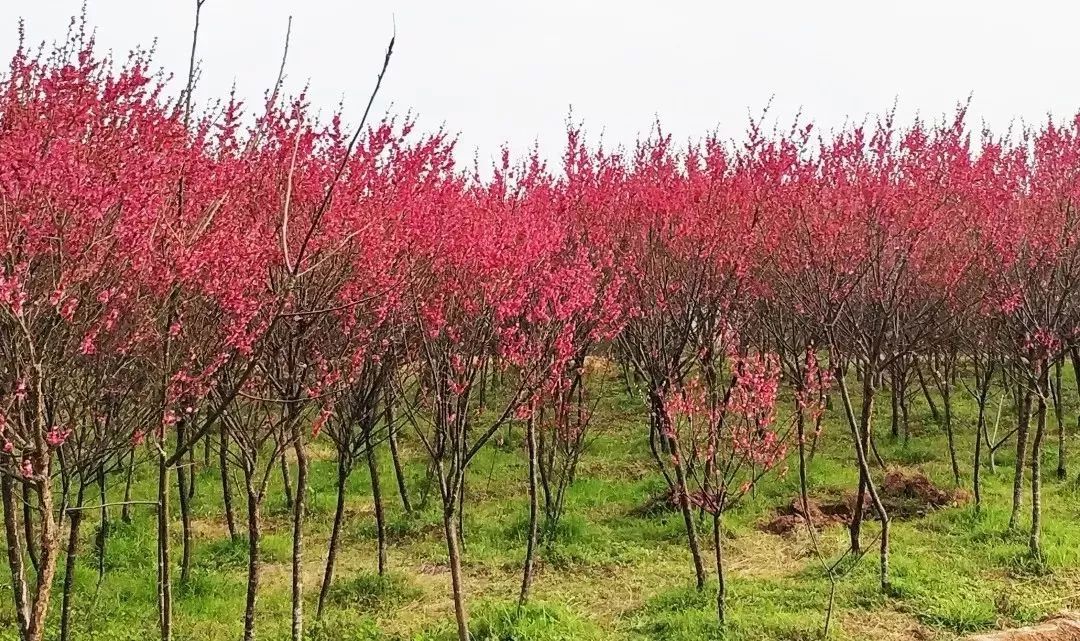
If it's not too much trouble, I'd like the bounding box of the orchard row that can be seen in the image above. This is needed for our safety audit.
[0,22,1077,641]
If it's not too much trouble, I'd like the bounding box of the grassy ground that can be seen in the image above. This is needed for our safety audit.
[4,364,1080,640]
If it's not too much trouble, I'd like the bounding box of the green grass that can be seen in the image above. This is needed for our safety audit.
[3,364,1080,640]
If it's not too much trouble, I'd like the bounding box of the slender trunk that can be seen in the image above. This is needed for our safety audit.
[280,454,294,512]
[943,370,961,486]
[387,395,413,514]
[646,396,674,487]
[899,372,911,446]
[1053,359,1066,480]
[242,481,261,641]
[22,481,38,573]
[290,434,308,641]
[388,433,412,514]
[809,418,822,461]
[444,503,470,641]
[187,438,197,501]
[176,420,193,584]
[915,360,941,423]
[890,367,900,439]
[712,513,726,625]
[519,415,540,608]
[60,485,87,641]
[3,475,31,639]
[220,427,238,541]
[974,392,986,514]
[849,377,875,554]
[837,365,890,591]
[57,457,70,531]
[317,455,349,621]
[850,476,866,553]
[26,473,60,641]
[457,476,467,552]
[478,358,487,412]
[1070,348,1080,477]
[1008,389,1033,530]
[366,430,387,576]
[203,426,212,471]
[869,432,887,470]
[121,448,136,524]
[156,455,173,641]
[990,368,1010,474]
[95,465,108,590]
[670,433,707,590]
[798,408,835,637]
[1030,366,1048,560]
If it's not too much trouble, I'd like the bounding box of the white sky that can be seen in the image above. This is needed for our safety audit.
[2,1,1078,165]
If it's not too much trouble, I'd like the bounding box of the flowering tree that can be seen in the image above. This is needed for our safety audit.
[396,154,551,641]
[665,349,808,623]
[0,26,198,640]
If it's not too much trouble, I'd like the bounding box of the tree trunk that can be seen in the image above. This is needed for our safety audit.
[848,377,876,554]
[203,426,212,471]
[290,435,308,641]
[220,427,238,541]
[176,420,193,584]
[890,367,900,439]
[1053,359,1066,480]
[121,448,136,524]
[1070,348,1080,477]
[2,475,31,638]
[899,372,911,446]
[1030,367,1048,560]
[366,430,387,576]
[837,366,891,591]
[95,465,108,590]
[670,434,707,590]
[187,437,197,501]
[280,454,294,512]
[1008,389,1033,530]
[519,415,540,608]
[646,396,675,487]
[156,454,173,641]
[974,389,986,514]
[57,456,70,531]
[387,395,413,514]
[26,473,60,641]
[317,455,349,621]
[915,360,941,423]
[942,368,961,486]
[457,476,467,552]
[60,485,87,641]
[712,513,726,625]
[444,503,470,641]
[22,481,38,573]
[242,481,261,641]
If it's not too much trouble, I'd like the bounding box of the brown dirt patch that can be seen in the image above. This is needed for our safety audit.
[878,469,968,518]
[628,487,681,517]
[966,614,1080,641]
[761,469,967,535]
[760,496,852,535]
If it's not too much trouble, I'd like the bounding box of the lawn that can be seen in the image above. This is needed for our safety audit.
[5,364,1080,641]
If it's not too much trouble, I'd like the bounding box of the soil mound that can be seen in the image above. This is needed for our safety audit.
[761,469,965,535]
[760,497,851,535]
[629,487,681,517]
[878,469,964,518]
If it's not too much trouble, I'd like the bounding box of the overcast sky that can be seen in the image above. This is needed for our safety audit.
[2,1,1078,165]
